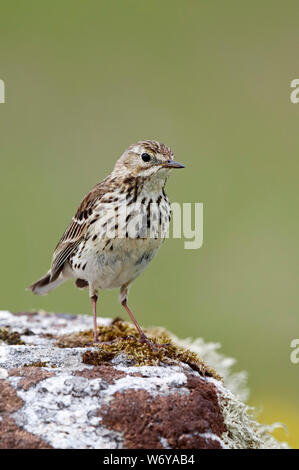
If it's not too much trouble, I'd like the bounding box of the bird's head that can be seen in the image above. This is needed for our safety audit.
[112,140,185,180]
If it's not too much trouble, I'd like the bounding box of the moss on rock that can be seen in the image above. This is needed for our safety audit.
[54,318,221,379]
[0,327,25,345]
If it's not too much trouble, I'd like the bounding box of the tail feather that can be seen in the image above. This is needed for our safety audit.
[27,272,65,296]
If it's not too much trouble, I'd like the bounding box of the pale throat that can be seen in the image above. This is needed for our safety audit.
[139,170,169,196]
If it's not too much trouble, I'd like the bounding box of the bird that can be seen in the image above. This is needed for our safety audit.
[28,140,185,348]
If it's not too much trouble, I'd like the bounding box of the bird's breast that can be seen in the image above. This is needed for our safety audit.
[69,187,171,290]
[72,237,162,290]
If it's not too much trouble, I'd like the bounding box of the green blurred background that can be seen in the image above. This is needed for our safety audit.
[1,0,298,447]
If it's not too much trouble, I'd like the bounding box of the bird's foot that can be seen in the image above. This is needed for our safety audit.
[92,331,120,345]
[138,333,169,351]
[93,335,99,344]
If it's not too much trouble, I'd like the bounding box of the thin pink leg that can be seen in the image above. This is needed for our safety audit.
[91,294,99,343]
[121,300,166,350]
[121,299,146,339]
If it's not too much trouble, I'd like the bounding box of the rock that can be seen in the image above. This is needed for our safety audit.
[0,310,288,449]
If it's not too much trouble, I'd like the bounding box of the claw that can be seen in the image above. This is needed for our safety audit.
[139,334,169,351]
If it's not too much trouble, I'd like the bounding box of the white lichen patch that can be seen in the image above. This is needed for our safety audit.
[0,367,8,379]
[0,343,94,370]
[0,310,111,339]
[12,374,123,449]
[105,369,189,399]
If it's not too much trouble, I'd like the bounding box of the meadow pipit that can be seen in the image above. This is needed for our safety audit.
[28,140,185,347]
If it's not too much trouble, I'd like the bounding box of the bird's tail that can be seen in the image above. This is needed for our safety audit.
[27,271,66,296]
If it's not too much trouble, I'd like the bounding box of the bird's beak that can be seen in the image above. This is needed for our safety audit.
[161,160,185,169]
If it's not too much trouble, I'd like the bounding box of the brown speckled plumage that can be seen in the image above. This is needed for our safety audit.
[28,140,185,346]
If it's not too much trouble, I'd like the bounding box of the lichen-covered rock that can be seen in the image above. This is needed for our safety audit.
[0,310,288,449]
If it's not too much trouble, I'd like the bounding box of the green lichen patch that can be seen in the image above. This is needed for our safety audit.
[54,318,220,379]
[0,327,25,345]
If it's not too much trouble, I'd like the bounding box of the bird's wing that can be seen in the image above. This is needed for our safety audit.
[50,176,114,280]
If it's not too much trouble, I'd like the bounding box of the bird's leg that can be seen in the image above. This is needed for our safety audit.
[91,294,99,343]
[90,293,119,345]
[121,299,166,351]
[121,299,146,339]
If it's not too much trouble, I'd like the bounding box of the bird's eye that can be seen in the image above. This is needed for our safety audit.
[141,153,151,162]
